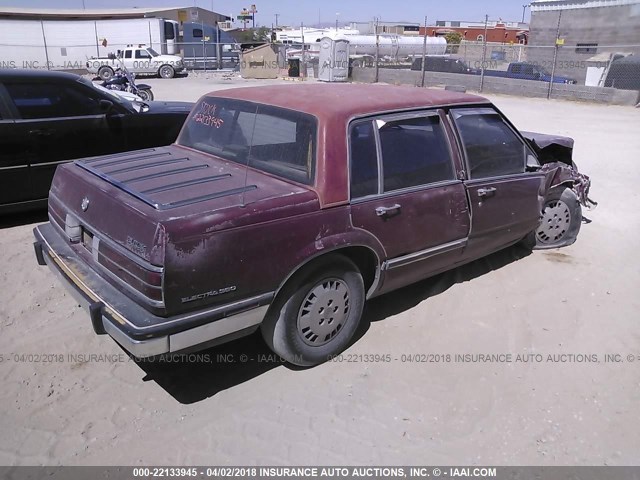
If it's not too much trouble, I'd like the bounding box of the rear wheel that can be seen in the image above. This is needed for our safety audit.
[533,186,582,249]
[98,66,114,81]
[261,256,365,367]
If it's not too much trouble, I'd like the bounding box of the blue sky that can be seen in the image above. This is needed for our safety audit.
[0,1,531,26]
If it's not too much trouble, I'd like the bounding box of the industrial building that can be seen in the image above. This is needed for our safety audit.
[349,21,421,36]
[421,20,529,44]
[528,0,640,84]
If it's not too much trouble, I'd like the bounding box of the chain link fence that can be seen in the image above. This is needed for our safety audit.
[350,37,640,104]
[1,31,639,104]
[0,41,243,74]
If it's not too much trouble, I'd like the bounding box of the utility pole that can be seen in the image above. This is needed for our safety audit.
[374,17,380,83]
[335,12,340,32]
[420,16,427,87]
[249,4,257,29]
[547,10,562,99]
[479,14,488,92]
[274,13,280,27]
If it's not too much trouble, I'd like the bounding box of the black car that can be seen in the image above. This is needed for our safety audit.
[0,70,193,214]
[411,56,478,74]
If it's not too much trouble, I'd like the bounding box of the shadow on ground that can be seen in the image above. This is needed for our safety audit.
[0,210,48,229]
[135,243,532,404]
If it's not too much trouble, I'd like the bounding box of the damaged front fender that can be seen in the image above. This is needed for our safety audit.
[522,131,597,210]
[540,162,597,210]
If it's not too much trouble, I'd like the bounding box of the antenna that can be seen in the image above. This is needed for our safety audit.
[241,105,259,208]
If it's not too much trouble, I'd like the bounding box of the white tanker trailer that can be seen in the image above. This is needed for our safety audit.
[285,34,447,63]
[338,34,447,58]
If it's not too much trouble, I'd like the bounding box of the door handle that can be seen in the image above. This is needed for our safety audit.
[29,129,55,137]
[477,187,497,198]
[375,204,401,217]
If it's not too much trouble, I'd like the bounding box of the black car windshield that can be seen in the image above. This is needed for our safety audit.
[78,77,135,110]
[178,97,317,185]
[147,48,160,57]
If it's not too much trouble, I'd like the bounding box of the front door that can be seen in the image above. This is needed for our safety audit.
[4,80,124,201]
[449,107,546,258]
[348,111,471,294]
[0,87,30,208]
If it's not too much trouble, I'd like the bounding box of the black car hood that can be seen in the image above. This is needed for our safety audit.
[143,101,194,114]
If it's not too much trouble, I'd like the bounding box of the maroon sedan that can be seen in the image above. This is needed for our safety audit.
[33,84,594,366]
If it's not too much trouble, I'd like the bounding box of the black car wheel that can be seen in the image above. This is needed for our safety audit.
[261,255,365,367]
[98,66,114,81]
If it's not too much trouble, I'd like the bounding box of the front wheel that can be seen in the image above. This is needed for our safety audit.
[261,256,365,367]
[136,88,154,101]
[158,64,175,79]
[533,186,582,249]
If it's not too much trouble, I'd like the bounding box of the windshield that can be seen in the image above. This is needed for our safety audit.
[534,65,551,76]
[79,78,140,112]
[178,97,317,185]
[147,48,159,57]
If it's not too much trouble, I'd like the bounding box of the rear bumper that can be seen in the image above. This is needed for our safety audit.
[33,223,271,358]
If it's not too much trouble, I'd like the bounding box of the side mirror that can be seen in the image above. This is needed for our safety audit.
[99,99,114,114]
[526,154,541,171]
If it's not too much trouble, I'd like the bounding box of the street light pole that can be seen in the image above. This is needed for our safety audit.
[522,4,529,23]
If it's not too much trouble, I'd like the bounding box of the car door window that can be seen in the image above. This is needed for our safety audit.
[452,109,526,179]
[135,50,152,59]
[378,115,455,192]
[349,120,379,199]
[124,50,132,59]
[5,83,102,119]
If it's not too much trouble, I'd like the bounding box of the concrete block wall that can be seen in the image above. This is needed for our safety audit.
[351,67,640,105]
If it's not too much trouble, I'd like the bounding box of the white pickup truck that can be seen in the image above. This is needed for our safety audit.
[86,45,185,80]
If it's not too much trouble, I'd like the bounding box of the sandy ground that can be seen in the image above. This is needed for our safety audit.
[0,74,639,466]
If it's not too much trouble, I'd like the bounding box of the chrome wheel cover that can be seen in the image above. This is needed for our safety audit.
[297,278,351,346]
[536,199,571,244]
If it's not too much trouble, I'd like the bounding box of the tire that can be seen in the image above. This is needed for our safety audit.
[533,186,582,249]
[158,64,175,79]
[261,256,365,367]
[98,66,114,81]
[137,88,154,101]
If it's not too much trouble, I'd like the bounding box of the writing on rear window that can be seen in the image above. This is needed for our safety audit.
[191,101,225,128]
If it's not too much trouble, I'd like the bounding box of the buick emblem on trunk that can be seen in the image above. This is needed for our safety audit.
[81,197,90,211]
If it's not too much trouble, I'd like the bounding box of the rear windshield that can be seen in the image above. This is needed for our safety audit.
[178,97,317,185]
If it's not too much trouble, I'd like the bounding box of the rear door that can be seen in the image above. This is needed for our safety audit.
[449,107,545,258]
[4,79,125,201]
[349,110,471,294]
[0,84,31,207]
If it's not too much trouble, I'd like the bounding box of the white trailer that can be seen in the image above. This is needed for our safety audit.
[285,34,448,64]
[340,34,447,58]
[0,17,179,70]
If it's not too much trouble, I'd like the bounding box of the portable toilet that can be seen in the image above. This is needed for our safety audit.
[318,36,350,82]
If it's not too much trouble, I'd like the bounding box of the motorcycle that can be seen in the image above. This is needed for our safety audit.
[101,63,154,102]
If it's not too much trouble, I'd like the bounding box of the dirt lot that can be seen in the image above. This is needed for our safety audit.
[1,75,639,466]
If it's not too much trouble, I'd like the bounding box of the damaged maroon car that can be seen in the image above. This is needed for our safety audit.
[33,84,595,366]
